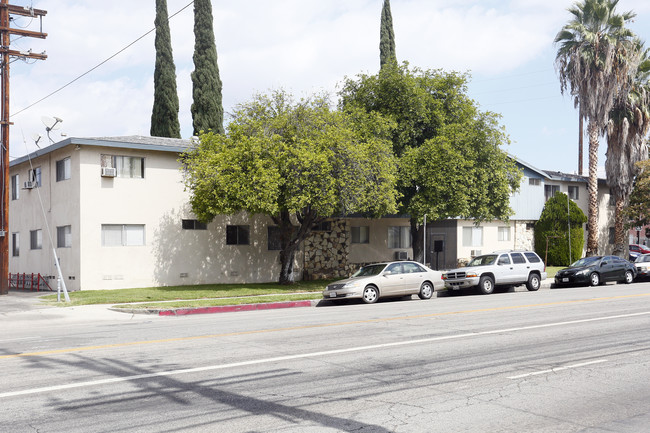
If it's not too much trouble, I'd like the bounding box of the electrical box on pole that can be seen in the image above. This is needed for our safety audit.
[0,1,47,295]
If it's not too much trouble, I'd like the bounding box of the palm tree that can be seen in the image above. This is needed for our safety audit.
[555,0,638,256]
[606,43,650,256]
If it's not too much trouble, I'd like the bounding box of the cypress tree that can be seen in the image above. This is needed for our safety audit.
[191,0,224,135]
[150,0,181,138]
[379,0,397,69]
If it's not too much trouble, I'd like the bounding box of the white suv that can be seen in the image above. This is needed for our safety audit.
[442,251,547,295]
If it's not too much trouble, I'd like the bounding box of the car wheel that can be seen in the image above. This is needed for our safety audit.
[362,286,379,304]
[526,274,541,291]
[623,270,634,284]
[589,272,600,287]
[478,275,494,295]
[418,282,434,300]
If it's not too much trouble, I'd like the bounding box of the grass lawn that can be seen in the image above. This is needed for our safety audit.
[545,266,563,279]
[41,280,333,307]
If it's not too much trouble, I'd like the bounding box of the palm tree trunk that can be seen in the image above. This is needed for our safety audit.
[613,196,626,257]
[578,114,583,175]
[586,120,600,256]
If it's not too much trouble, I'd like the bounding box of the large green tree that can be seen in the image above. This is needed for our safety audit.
[150,0,181,138]
[191,0,224,135]
[183,90,398,284]
[380,0,396,69]
[606,43,650,257]
[339,64,521,263]
[555,0,638,256]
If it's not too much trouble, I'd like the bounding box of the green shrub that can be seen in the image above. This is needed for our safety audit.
[534,192,587,266]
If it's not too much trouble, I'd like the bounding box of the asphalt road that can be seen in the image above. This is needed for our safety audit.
[2,283,650,432]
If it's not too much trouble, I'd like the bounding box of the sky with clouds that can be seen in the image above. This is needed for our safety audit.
[7,0,650,175]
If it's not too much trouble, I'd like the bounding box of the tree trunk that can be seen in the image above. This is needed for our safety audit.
[277,211,299,285]
[278,243,299,285]
[410,218,424,264]
[586,120,600,256]
[578,114,583,176]
[276,210,317,285]
[613,196,626,258]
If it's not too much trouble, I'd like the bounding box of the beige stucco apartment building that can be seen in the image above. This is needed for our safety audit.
[9,136,415,290]
[8,136,617,291]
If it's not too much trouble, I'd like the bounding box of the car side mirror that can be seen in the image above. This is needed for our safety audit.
[601,262,607,267]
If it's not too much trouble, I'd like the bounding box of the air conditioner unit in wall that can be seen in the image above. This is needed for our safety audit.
[23,181,35,189]
[394,251,408,261]
[101,167,117,177]
[470,250,482,257]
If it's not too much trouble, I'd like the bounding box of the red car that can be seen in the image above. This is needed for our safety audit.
[630,244,650,254]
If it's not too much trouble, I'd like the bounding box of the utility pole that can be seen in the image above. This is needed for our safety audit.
[0,1,47,295]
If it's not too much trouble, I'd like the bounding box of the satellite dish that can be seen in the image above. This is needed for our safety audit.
[41,115,64,143]
[41,115,62,131]
[32,133,42,148]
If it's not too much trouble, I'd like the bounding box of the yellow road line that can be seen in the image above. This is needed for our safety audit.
[2,293,649,360]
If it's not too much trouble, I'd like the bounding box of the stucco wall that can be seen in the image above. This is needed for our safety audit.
[9,147,81,290]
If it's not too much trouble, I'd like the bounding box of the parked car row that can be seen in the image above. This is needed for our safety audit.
[322,249,648,305]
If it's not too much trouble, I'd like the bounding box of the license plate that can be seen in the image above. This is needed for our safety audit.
[329,292,336,298]
[562,278,569,282]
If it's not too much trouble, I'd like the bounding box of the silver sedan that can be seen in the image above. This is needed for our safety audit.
[323,261,444,304]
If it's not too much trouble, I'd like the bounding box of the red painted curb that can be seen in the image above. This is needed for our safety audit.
[158,300,315,316]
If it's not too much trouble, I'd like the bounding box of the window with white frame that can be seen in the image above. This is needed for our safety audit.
[529,178,541,186]
[498,226,511,241]
[57,225,72,248]
[12,232,19,256]
[101,154,144,178]
[30,229,42,250]
[28,167,41,187]
[56,157,71,181]
[101,224,145,246]
[568,185,579,200]
[462,226,483,247]
[388,226,411,249]
[11,174,18,200]
[351,226,369,244]
[544,184,559,201]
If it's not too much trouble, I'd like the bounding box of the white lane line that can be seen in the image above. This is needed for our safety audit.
[507,359,609,380]
[0,337,41,343]
[1,311,649,399]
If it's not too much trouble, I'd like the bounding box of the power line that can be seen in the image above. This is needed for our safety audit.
[11,0,194,118]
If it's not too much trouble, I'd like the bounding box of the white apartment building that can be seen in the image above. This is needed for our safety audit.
[8,136,414,290]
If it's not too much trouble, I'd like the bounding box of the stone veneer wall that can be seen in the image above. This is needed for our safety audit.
[514,220,536,251]
[303,219,356,280]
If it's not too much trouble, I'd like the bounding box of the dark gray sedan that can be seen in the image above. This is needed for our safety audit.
[554,255,636,287]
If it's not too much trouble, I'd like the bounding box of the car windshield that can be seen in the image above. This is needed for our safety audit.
[467,255,497,267]
[571,256,601,267]
[352,264,386,277]
[635,255,650,263]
